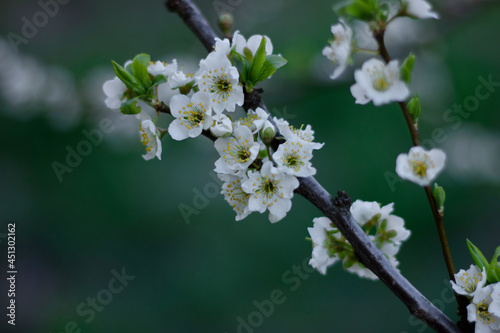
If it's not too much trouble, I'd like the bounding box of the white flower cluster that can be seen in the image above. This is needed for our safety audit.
[323,0,439,105]
[102,32,322,222]
[307,200,410,278]
[451,265,500,333]
[216,115,323,223]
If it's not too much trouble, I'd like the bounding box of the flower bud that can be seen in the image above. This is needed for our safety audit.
[218,13,233,36]
[259,120,276,146]
[433,183,446,215]
[210,114,233,137]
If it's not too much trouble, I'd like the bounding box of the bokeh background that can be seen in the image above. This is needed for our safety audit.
[0,0,499,332]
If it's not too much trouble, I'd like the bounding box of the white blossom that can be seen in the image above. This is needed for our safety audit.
[214,125,260,173]
[451,265,488,297]
[103,77,127,109]
[403,0,439,20]
[214,37,231,56]
[323,20,353,79]
[169,69,195,89]
[273,117,324,150]
[489,283,500,317]
[272,139,317,177]
[350,58,410,106]
[210,113,233,137]
[148,60,178,77]
[232,30,273,58]
[396,146,446,186]
[219,173,251,221]
[238,107,268,134]
[168,92,212,141]
[138,114,162,160]
[467,285,500,333]
[195,51,244,113]
[307,217,338,275]
[241,161,299,223]
[350,200,410,246]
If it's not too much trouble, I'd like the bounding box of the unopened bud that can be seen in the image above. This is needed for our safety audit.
[433,183,446,215]
[218,13,234,36]
[259,120,276,146]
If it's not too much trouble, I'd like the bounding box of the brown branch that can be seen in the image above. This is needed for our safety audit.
[165,1,460,332]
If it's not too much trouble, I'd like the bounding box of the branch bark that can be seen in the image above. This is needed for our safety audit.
[165,1,461,332]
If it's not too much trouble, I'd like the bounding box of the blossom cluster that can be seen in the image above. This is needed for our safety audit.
[307,200,410,278]
[452,242,500,333]
[103,31,323,223]
[453,265,500,333]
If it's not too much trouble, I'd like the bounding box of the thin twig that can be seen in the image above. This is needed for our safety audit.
[373,28,471,329]
[165,1,460,332]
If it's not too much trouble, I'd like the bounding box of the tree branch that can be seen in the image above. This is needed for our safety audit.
[164,1,460,332]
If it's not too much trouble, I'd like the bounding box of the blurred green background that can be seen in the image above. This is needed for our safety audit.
[0,0,499,332]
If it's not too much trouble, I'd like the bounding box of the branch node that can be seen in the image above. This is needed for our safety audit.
[333,191,352,211]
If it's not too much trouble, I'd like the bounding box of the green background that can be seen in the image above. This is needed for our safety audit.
[0,0,499,332]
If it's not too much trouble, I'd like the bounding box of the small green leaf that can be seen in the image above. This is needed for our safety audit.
[248,38,267,83]
[151,74,167,87]
[407,93,421,121]
[120,96,142,115]
[112,60,146,96]
[467,239,489,269]
[400,53,415,83]
[487,246,500,283]
[132,53,152,90]
[243,47,254,62]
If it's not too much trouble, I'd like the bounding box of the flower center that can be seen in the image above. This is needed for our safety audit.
[228,145,251,164]
[259,177,279,199]
[209,69,232,102]
[476,299,494,324]
[369,67,392,92]
[283,151,304,171]
[184,107,205,128]
[411,161,428,177]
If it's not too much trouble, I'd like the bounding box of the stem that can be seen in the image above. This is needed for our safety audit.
[165,1,461,331]
[373,27,471,328]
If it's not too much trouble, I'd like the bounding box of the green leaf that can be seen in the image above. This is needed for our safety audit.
[151,74,167,87]
[335,0,379,21]
[253,55,287,83]
[120,96,142,115]
[400,53,415,84]
[112,60,146,96]
[487,246,500,283]
[132,54,152,90]
[467,239,489,269]
[248,38,267,83]
[407,93,421,121]
[266,55,287,69]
